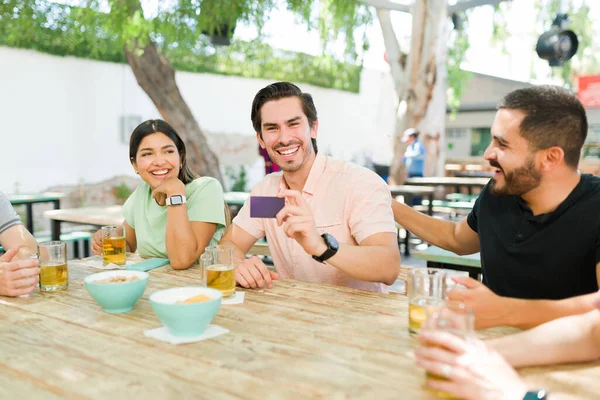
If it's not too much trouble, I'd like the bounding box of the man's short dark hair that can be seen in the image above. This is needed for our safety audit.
[498,85,588,168]
[251,82,318,152]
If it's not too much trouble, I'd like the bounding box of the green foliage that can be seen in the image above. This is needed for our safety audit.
[447,11,472,114]
[0,0,369,93]
[113,182,132,203]
[225,166,248,192]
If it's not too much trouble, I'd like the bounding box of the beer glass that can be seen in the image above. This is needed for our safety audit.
[39,241,68,291]
[102,225,126,266]
[198,248,213,287]
[408,268,446,337]
[206,245,236,299]
[423,301,474,399]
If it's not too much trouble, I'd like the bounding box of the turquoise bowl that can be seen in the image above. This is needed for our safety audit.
[84,271,149,314]
[149,287,222,337]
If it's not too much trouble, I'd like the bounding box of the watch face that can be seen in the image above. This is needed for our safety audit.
[170,195,183,205]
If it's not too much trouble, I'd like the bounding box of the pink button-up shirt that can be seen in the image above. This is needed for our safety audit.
[233,154,397,293]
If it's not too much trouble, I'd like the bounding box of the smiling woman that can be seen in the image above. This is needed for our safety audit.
[91,120,227,270]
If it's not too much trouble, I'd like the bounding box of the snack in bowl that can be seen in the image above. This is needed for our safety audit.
[150,287,222,337]
[84,270,149,314]
[95,276,141,284]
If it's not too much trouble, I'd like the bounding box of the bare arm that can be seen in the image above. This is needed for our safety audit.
[0,224,38,259]
[165,204,217,270]
[392,200,480,255]
[488,308,600,368]
[450,268,600,330]
[219,223,259,260]
[316,232,400,285]
[124,222,137,253]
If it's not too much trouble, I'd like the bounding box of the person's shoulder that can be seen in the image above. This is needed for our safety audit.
[327,157,385,184]
[249,172,283,195]
[186,177,224,197]
[581,174,600,192]
[324,157,389,196]
[129,181,151,199]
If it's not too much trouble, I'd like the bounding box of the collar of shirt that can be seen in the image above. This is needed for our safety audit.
[278,152,327,196]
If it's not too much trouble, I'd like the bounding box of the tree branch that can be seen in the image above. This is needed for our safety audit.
[376,8,408,98]
[360,0,412,13]
[448,0,509,14]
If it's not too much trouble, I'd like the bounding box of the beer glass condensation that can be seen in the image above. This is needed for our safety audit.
[102,225,126,266]
[407,268,447,337]
[39,241,68,291]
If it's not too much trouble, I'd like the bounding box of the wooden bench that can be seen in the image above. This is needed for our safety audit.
[412,246,482,279]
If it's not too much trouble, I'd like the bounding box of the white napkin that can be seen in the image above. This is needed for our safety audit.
[222,291,245,305]
[143,324,229,345]
[80,256,135,270]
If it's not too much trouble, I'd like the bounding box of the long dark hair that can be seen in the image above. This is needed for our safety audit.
[129,119,198,184]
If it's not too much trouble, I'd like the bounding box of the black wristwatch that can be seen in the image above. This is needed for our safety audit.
[523,390,548,400]
[312,233,339,263]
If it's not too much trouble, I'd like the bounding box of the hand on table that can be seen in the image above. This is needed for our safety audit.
[235,256,279,289]
[415,330,527,400]
[447,276,514,329]
[0,248,40,297]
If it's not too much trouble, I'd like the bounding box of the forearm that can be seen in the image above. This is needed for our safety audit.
[488,309,600,368]
[325,244,400,285]
[165,207,201,269]
[504,292,600,330]
[219,224,257,261]
[392,201,463,252]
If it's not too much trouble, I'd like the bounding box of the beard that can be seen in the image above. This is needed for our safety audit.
[489,157,541,197]
[268,141,312,173]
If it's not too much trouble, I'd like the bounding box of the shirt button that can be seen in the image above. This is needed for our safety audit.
[517,233,524,239]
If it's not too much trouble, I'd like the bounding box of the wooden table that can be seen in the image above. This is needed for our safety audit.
[413,246,482,279]
[44,206,124,241]
[8,192,64,233]
[2,261,598,399]
[405,177,490,195]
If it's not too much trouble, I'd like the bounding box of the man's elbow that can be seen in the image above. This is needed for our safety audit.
[381,250,401,286]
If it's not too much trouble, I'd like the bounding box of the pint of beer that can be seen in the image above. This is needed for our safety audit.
[102,225,126,266]
[39,241,68,291]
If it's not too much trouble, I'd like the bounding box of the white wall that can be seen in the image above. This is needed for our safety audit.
[0,46,397,193]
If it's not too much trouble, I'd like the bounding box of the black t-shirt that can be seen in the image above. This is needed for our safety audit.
[467,174,600,300]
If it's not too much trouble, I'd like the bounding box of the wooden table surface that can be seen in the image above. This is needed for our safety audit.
[2,261,599,399]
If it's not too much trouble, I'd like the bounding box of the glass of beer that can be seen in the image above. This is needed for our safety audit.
[198,247,214,287]
[206,245,236,299]
[39,241,68,291]
[423,301,474,398]
[102,225,126,266]
[408,268,447,337]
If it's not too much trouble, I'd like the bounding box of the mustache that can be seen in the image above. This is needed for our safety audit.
[489,160,503,171]
[273,141,302,151]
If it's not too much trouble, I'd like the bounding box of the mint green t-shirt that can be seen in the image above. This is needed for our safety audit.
[122,177,226,258]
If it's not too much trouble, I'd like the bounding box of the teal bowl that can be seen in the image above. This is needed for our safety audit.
[149,287,222,337]
[84,271,149,314]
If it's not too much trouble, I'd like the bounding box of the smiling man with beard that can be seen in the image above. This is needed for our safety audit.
[219,82,401,293]
[393,85,600,329]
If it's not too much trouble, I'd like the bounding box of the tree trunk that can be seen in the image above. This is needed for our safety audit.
[124,41,223,183]
[384,0,448,183]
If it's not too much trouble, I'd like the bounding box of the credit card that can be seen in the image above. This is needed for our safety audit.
[250,196,285,218]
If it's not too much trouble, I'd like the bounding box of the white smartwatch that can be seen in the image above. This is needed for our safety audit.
[165,194,186,206]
